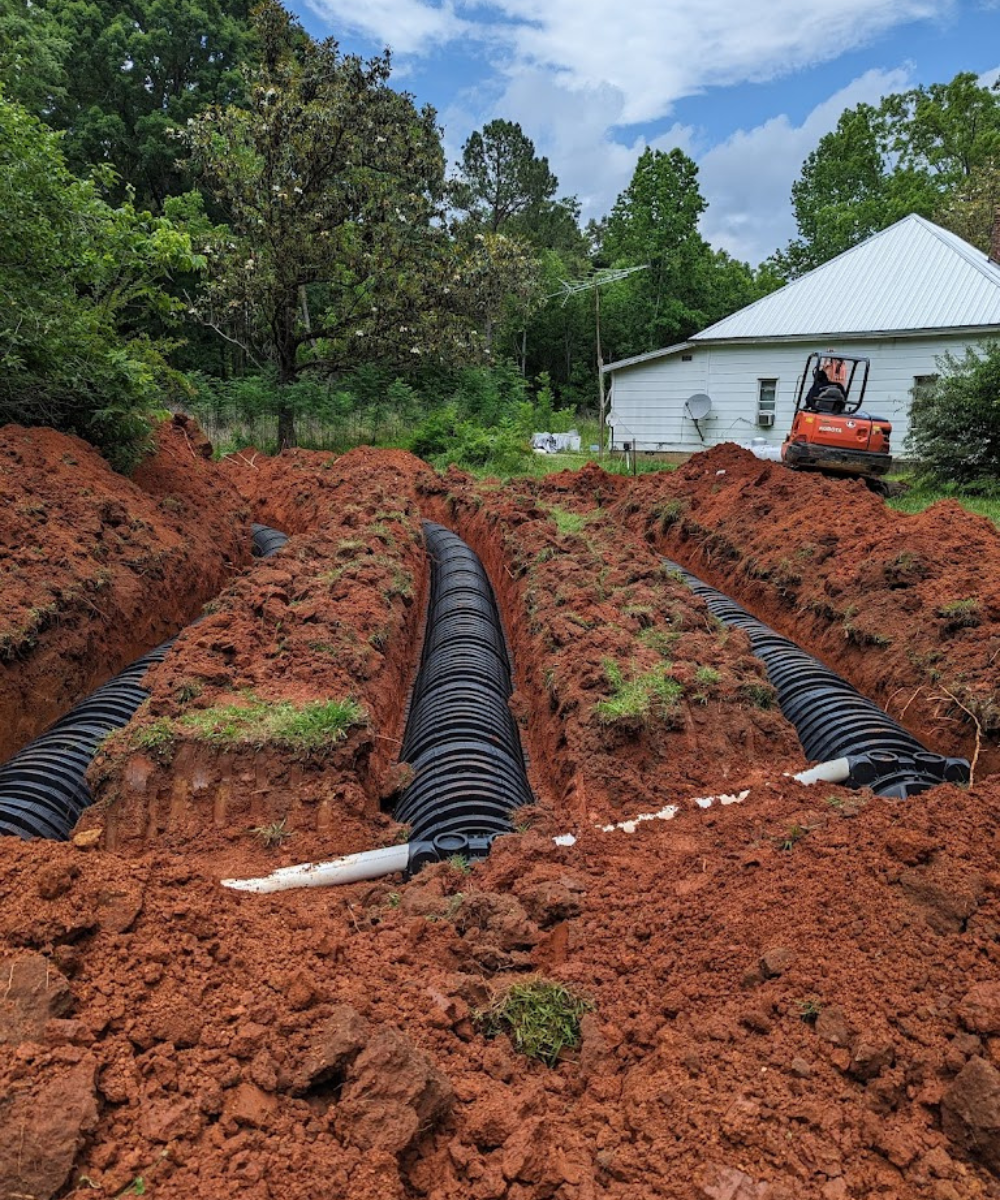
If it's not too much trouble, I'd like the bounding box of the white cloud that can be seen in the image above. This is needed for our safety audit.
[698,67,913,264]
[469,69,694,216]
[304,0,468,55]
[310,0,949,122]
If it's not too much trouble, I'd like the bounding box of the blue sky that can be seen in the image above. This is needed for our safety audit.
[286,0,1000,265]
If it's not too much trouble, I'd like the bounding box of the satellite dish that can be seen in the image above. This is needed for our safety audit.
[685,393,712,420]
[684,393,713,444]
[607,409,620,424]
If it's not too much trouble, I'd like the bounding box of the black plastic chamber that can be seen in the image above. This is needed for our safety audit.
[664,558,970,798]
[398,523,531,866]
[0,525,290,840]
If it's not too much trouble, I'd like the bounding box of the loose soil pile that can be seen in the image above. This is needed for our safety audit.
[0,418,250,761]
[619,444,1000,778]
[3,433,1000,1200]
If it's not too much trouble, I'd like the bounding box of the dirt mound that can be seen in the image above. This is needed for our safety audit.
[0,420,250,761]
[83,447,430,863]
[224,444,433,535]
[619,443,1000,777]
[4,441,1000,1197]
[4,771,1000,1197]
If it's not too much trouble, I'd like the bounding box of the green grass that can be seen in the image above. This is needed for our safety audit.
[593,660,683,724]
[132,718,177,754]
[180,696,367,750]
[888,483,1000,525]
[549,507,590,536]
[476,979,593,1065]
[250,817,293,848]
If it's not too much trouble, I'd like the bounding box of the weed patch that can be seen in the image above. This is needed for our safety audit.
[594,660,682,725]
[180,696,367,751]
[476,978,592,1065]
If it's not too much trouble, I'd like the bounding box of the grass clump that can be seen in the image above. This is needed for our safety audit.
[549,507,589,536]
[476,978,592,1066]
[250,817,293,848]
[739,680,777,710]
[180,696,366,751]
[937,597,981,631]
[132,718,176,756]
[594,660,682,725]
[796,998,822,1024]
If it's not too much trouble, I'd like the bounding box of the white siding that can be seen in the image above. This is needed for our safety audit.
[608,334,975,455]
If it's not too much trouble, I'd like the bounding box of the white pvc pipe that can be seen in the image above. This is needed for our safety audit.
[222,757,854,894]
[791,757,851,786]
[221,843,410,894]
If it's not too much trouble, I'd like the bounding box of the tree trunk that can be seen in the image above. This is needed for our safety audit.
[277,402,296,450]
[276,306,298,449]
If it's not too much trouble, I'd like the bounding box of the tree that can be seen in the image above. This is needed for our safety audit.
[781,73,1000,275]
[11,0,254,207]
[906,342,1000,491]
[0,0,69,114]
[599,147,710,356]
[185,0,483,447]
[935,159,1000,253]
[454,119,558,232]
[0,95,200,469]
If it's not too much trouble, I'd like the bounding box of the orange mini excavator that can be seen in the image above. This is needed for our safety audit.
[781,352,892,491]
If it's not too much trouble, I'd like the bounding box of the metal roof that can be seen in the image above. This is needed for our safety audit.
[692,214,1000,343]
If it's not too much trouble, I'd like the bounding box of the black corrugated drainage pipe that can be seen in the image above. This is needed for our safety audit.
[664,559,969,798]
[397,522,533,874]
[0,524,290,840]
[222,521,534,894]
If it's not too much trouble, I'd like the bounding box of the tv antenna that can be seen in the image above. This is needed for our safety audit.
[545,265,649,460]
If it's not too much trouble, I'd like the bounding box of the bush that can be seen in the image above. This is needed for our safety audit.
[906,342,1000,492]
[0,97,199,472]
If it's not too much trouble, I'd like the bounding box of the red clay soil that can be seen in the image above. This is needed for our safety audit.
[424,464,804,824]
[4,444,1000,1199]
[81,446,432,865]
[0,418,250,761]
[618,443,1000,778]
[5,773,1000,1198]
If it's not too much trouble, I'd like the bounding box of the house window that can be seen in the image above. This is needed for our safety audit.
[681,354,693,362]
[757,378,778,427]
[913,374,938,399]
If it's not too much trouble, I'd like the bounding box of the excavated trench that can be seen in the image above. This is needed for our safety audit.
[0,525,289,840]
[394,522,533,869]
[8,442,1000,1200]
[665,559,970,798]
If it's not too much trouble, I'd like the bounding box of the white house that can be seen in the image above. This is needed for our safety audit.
[601,215,1000,456]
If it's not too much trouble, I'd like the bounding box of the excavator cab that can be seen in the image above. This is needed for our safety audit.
[782,352,892,486]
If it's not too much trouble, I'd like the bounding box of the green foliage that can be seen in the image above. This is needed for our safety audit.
[906,342,1000,492]
[184,0,482,446]
[779,72,1000,275]
[7,0,254,207]
[180,696,367,750]
[594,660,683,725]
[476,978,592,1066]
[454,119,558,233]
[0,95,200,469]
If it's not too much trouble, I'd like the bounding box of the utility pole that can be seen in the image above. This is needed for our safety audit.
[548,265,648,460]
